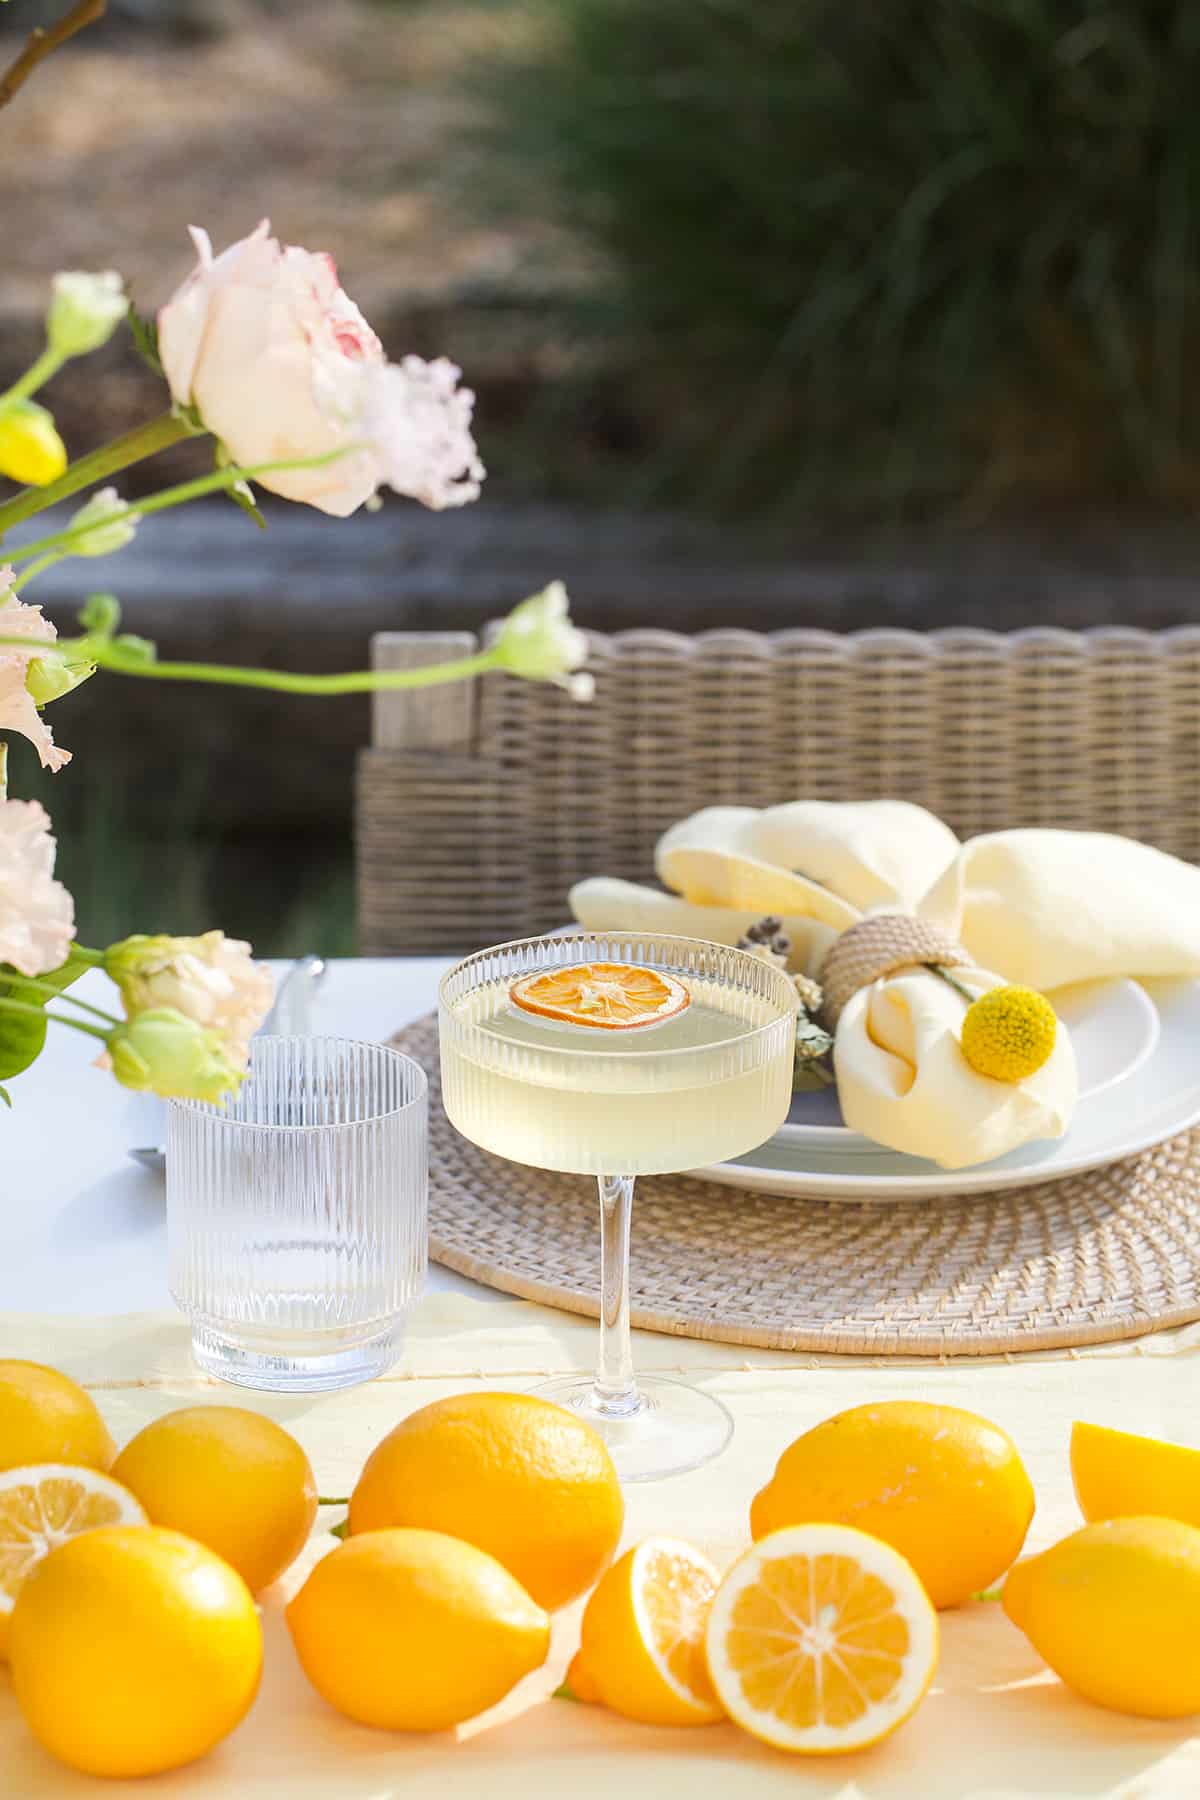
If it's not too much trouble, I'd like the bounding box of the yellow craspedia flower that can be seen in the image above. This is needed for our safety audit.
[960,984,1057,1082]
[0,401,67,486]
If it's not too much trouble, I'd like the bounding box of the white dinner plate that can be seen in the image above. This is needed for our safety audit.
[695,978,1196,1202]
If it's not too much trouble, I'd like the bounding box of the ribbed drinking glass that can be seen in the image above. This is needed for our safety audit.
[439,932,797,1480]
[168,1036,427,1392]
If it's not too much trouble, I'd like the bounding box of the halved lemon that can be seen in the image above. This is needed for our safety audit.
[0,1463,147,1657]
[576,1537,724,1725]
[1072,1420,1200,1530]
[705,1523,939,1755]
[511,963,690,1030]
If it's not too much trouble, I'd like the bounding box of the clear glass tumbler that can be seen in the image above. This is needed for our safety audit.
[167,1036,427,1392]
[439,933,797,1480]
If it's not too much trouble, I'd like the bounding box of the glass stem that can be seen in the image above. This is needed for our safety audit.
[593,1173,638,1415]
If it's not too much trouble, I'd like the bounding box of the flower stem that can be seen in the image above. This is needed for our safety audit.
[0,411,194,540]
[0,347,65,412]
[0,996,109,1042]
[925,964,978,1005]
[0,0,109,113]
[0,975,119,1025]
[6,446,355,564]
[12,553,61,589]
[0,740,6,802]
[92,645,501,696]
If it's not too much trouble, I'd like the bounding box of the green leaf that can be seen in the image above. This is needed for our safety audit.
[126,306,163,378]
[0,1085,11,1109]
[0,949,92,1081]
[329,1517,349,1540]
[552,1683,579,1702]
[226,479,266,531]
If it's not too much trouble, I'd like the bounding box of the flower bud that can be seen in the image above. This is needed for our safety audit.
[47,270,127,358]
[105,930,273,1070]
[491,582,591,697]
[0,401,67,486]
[106,1006,245,1104]
[67,486,139,557]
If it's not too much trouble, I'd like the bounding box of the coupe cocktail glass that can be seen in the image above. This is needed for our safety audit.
[438,932,796,1480]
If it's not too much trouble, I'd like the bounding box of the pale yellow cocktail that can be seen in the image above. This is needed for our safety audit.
[438,933,797,1481]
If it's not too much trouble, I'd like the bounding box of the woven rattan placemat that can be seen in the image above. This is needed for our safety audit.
[394,1013,1200,1357]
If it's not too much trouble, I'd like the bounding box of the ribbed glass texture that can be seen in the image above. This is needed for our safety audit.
[167,1037,427,1392]
[439,932,797,1175]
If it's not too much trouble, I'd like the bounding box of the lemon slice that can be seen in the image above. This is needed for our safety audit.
[510,963,690,1030]
[705,1523,938,1755]
[0,1463,146,1654]
[578,1537,724,1725]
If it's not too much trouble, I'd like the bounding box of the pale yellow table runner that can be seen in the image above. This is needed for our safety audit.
[3,1294,1200,1798]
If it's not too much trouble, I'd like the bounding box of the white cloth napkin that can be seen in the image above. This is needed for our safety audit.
[835,965,1078,1170]
[919,829,1200,992]
[571,800,960,972]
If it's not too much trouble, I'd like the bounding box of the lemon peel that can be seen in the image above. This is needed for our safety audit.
[960,984,1057,1082]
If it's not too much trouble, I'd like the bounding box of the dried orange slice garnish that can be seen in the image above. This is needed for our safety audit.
[510,963,690,1030]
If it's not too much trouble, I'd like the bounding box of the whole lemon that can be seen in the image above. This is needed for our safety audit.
[10,1525,262,1778]
[348,1391,623,1610]
[286,1527,550,1730]
[111,1405,317,1592]
[750,1399,1034,1608]
[1003,1516,1200,1718]
[0,1360,113,1472]
[1071,1420,1200,1530]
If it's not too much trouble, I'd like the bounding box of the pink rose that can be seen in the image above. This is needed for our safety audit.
[0,571,71,771]
[0,799,75,977]
[158,221,484,516]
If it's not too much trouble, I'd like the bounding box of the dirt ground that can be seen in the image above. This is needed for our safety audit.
[0,0,565,330]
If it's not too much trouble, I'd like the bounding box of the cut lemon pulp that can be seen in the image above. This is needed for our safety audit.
[0,1464,146,1655]
[510,963,690,1031]
[578,1536,724,1725]
[705,1524,938,1755]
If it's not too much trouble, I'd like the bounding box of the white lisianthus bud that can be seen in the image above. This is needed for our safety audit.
[47,271,127,358]
[490,582,593,700]
[67,487,140,557]
[105,930,273,1069]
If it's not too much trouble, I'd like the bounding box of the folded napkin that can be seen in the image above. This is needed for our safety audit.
[919,829,1200,992]
[571,800,960,973]
[834,963,1078,1170]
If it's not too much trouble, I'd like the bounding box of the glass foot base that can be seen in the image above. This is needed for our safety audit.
[189,1323,401,1393]
[533,1374,733,1482]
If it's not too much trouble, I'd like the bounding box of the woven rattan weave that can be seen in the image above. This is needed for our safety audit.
[358,625,1200,956]
[394,1012,1200,1357]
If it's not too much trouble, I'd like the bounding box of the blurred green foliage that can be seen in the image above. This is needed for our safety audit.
[464,0,1200,515]
[13,741,357,959]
